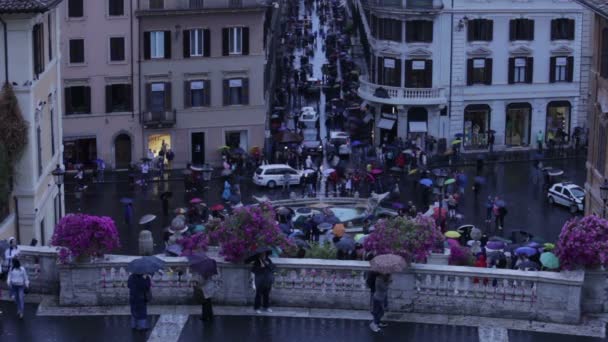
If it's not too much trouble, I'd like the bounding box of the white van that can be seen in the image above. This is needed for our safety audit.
[253,164,303,188]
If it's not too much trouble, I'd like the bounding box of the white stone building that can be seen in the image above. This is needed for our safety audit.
[353,0,590,151]
[0,0,65,243]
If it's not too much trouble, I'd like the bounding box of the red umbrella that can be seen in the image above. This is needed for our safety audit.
[433,207,447,219]
[211,204,224,211]
[190,198,203,204]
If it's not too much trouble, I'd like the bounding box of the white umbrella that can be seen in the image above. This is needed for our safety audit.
[323,168,336,177]
[139,214,156,225]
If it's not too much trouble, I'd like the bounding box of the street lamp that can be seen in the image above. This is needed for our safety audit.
[51,164,65,217]
[436,172,447,219]
[600,179,608,218]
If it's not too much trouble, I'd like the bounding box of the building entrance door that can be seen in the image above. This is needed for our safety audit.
[114,134,132,169]
[191,132,205,165]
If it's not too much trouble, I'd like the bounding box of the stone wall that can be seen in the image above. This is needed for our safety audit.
[18,246,60,294]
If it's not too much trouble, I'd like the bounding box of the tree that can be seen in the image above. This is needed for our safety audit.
[0,82,28,188]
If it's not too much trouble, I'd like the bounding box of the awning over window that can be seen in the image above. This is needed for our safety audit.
[409,121,427,133]
[378,118,396,130]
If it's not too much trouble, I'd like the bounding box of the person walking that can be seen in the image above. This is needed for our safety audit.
[488,132,495,153]
[7,258,29,319]
[251,252,275,314]
[3,237,20,276]
[127,273,151,331]
[199,275,216,322]
[75,166,87,191]
[485,196,494,225]
[124,202,133,227]
[370,273,391,332]
[536,130,544,152]
[166,149,175,169]
[283,172,292,192]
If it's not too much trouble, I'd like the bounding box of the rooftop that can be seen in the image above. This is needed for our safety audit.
[575,0,608,18]
[0,0,62,13]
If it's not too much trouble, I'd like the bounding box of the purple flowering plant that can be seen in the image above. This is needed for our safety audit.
[556,215,608,270]
[209,202,293,262]
[51,214,120,263]
[363,214,444,263]
[176,232,209,256]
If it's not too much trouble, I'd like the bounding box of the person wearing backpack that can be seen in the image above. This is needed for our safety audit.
[7,258,29,319]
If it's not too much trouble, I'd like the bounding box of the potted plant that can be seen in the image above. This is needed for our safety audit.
[363,214,444,264]
[51,214,120,263]
[556,215,608,270]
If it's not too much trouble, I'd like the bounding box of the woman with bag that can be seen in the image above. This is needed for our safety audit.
[127,273,151,331]
[251,251,275,314]
[7,258,29,319]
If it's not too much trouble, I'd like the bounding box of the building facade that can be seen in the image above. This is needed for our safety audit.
[353,0,590,151]
[576,0,608,216]
[0,0,64,243]
[136,0,269,168]
[59,0,141,170]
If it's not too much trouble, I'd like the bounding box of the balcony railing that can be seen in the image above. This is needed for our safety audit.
[358,76,447,106]
[142,111,176,128]
[137,0,260,12]
[362,0,442,11]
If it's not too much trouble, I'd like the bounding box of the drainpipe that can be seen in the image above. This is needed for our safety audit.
[130,0,134,119]
[447,0,454,139]
[13,196,20,243]
[0,16,8,84]
[137,0,144,157]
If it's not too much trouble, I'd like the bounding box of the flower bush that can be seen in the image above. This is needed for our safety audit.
[363,214,444,263]
[449,245,474,266]
[51,214,120,263]
[209,203,293,262]
[176,232,209,256]
[556,215,608,270]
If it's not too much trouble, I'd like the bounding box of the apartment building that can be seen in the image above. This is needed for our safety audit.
[353,0,590,151]
[60,0,140,170]
[0,0,64,243]
[575,0,608,217]
[136,0,269,167]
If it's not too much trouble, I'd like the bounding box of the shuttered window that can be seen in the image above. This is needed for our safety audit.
[105,84,132,112]
[109,0,124,16]
[509,19,534,41]
[467,58,492,85]
[223,27,249,55]
[601,28,608,78]
[184,80,211,108]
[68,0,83,18]
[405,59,432,88]
[110,37,125,61]
[467,19,493,42]
[145,31,171,59]
[223,78,249,105]
[183,29,210,57]
[378,18,402,42]
[69,39,85,64]
[406,20,433,43]
[64,86,91,114]
[551,19,574,40]
[33,23,44,76]
[147,82,171,112]
[549,56,573,83]
[508,57,533,84]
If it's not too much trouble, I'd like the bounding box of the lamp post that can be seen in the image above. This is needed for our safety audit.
[600,179,608,218]
[51,164,65,218]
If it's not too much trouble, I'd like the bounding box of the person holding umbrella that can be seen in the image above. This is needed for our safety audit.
[369,254,404,332]
[249,248,275,314]
[187,254,218,321]
[127,272,152,331]
[160,192,172,217]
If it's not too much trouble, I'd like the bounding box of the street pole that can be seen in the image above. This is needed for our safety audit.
[57,184,63,218]
[603,199,607,219]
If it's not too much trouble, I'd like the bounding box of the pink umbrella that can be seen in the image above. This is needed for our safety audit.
[447,238,460,247]
[190,198,203,204]
[371,168,383,175]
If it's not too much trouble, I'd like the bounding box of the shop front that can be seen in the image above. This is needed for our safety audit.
[546,101,571,145]
[505,103,531,147]
[463,104,490,150]
[378,105,398,145]
[63,136,97,170]
[147,133,172,157]
[407,107,428,148]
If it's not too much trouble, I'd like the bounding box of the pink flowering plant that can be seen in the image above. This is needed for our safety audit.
[556,215,608,270]
[209,202,293,262]
[176,232,209,256]
[51,214,120,263]
[363,214,444,263]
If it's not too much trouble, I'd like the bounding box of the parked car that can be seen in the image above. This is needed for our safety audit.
[299,110,319,129]
[253,164,303,188]
[547,182,585,213]
[301,128,323,155]
[304,77,322,96]
[329,131,351,156]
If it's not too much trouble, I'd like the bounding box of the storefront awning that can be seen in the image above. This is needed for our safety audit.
[63,135,96,142]
[378,118,396,130]
[409,121,428,133]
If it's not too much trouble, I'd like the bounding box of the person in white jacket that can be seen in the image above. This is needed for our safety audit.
[7,258,29,319]
[4,237,20,273]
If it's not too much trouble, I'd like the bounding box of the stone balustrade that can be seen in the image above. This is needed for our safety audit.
[17,246,60,294]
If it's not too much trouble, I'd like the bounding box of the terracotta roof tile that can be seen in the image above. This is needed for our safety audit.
[0,0,62,13]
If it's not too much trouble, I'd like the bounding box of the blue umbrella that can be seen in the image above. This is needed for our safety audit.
[351,140,362,147]
[187,253,217,277]
[392,202,405,209]
[420,178,433,187]
[496,200,506,208]
[120,197,133,204]
[474,176,486,185]
[454,133,464,138]
[515,246,538,257]
[127,256,165,275]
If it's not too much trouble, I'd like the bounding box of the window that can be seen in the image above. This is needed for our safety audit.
[546,101,571,144]
[405,59,432,88]
[189,0,205,8]
[595,124,607,174]
[110,37,125,61]
[33,23,44,76]
[463,104,491,149]
[105,84,132,112]
[378,18,402,42]
[184,29,210,58]
[467,58,492,85]
[147,82,171,112]
[223,78,249,105]
[144,31,171,59]
[69,39,85,64]
[467,19,493,42]
[377,57,401,87]
[601,28,608,78]
[64,86,91,114]
[550,56,573,83]
[50,108,55,156]
[405,20,433,43]
[509,19,534,41]
[149,0,164,9]
[185,80,210,107]
[551,19,574,40]
[48,14,52,60]
[68,0,83,18]
[223,27,249,55]
[508,57,533,84]
[36,124,42,177]
[505,103,532,146]
[109,0,124,16]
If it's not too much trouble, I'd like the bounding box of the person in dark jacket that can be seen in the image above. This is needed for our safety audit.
[128,274,151,331]
[370,273,391,332]
[251,252,275,313]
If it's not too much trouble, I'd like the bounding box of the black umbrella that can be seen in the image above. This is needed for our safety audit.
[335,237,356,252]
[517,261,540,271]
[244,246,273,264]
[127,256,165,275]
[324,215,340,224]
[188,253,218,278]
[160,191,172,200]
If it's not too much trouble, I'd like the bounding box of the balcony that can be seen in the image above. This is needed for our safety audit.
[358,76,447,106]
[136,0,261,15]
[361,0,443,14]
[142,111,176,129]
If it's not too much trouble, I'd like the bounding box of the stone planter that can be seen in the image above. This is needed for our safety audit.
[427,252,449,265]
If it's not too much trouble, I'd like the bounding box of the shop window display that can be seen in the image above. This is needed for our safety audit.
[505,103,531,146]
[464,105,490,149]
[546,101,571,146]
